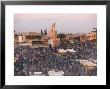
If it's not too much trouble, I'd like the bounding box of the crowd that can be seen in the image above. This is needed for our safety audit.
[14,40,97,76]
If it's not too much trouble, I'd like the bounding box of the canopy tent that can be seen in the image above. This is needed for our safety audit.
[66,49,76,53]
[58,49,67,53]
[48,71,64,76]
[29,72,45,76]
[79,60,97,67]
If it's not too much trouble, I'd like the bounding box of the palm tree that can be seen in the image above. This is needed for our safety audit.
[41,29,43,35]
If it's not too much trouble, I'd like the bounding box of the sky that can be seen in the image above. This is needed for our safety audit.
[14,14,97,34]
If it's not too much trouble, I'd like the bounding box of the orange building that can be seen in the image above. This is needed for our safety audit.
[86,31,97,42]
[48,22,60,47]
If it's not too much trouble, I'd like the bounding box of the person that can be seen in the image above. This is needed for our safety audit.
[14,39,97,76]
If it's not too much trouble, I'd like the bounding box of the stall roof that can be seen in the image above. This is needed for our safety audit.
[58,49,67,53]
[79,60,97,67]
[48,71,64,76]
[66,49,76,52]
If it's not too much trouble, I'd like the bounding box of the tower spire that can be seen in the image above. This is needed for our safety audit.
[53,22,55,27]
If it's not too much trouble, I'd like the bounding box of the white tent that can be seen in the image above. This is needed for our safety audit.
[58,49,67,53]
[48,71,64,76]
[79,60,97,67]
[34,72,42,75]
[29,72,45,76]
[66,49,76,53]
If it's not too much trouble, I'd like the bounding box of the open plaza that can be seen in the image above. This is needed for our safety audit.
[14,23,97,76]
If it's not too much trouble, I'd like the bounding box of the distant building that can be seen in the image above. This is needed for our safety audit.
[25,32,41,43]
[48,22,60,47]
[31,39,49,48]
[18,35,26,43]
[72,30,96,43]
[41,35,49,44]
[86,30,97,42]
[17,32,40,43]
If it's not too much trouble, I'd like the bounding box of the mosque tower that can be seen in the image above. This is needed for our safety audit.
[49,22,57,39]
[48,22,60,47]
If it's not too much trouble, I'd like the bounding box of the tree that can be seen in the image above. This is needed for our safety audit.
[41,29,43,35]
[44,29,47,35]
[57,33,66,39]
[57,33,66,43]
[93,28,97,31]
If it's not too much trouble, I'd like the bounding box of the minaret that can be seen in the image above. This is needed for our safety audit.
[48,22,60,47]
[52,22,57,38]
[52,22,56,31]
[48,22,57,39]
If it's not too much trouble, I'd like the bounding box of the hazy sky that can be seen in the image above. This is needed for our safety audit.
[14,14,97,34]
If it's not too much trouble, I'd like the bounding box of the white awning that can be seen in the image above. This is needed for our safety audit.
[58,49,67,53]
[34,72,42,75]
[79,60,97,67]
[66,49,76,52]
[48,71,64,76]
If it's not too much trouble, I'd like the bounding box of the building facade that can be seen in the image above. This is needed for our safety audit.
[86,31,97,42]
